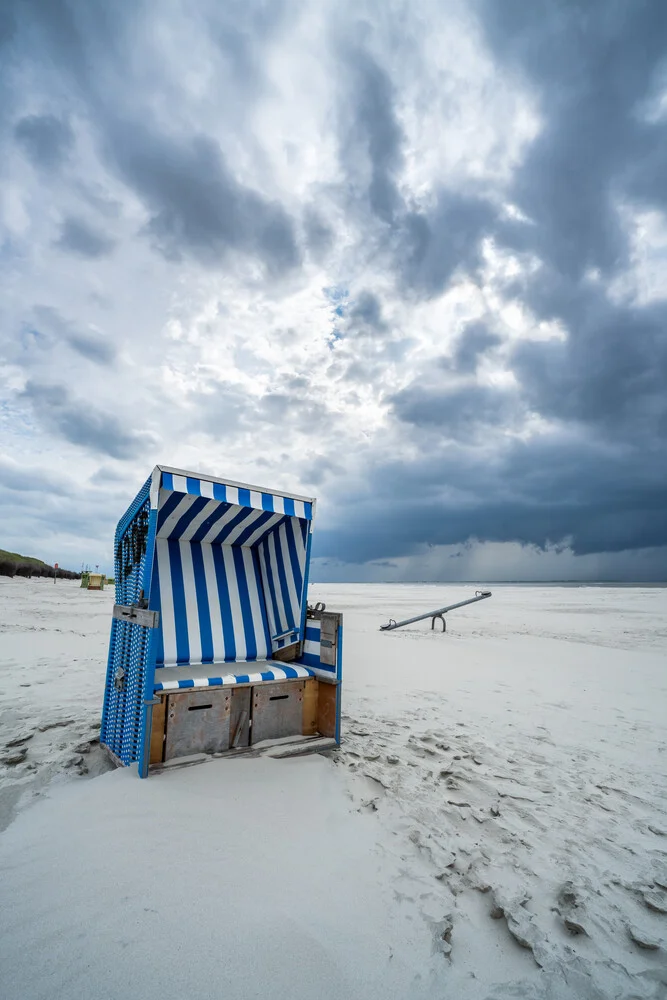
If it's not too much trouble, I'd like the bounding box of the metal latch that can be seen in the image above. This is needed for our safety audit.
[114,666,126,691]
[113,605,160,629]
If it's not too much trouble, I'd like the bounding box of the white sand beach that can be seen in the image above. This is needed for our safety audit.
[1,578,666,998]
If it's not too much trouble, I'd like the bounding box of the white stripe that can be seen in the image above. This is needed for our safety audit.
[157,493,198,539]
[200,503,238,543]
[178,498,219,542]
[172,474,188,494]
[199,479,215,499]
[272,494,285,515]
[279,521,299,624]
[293,500,305,519]
[155,665,316,690]
[304,639,320,656]
[257,542,276,637]
[249,490,262,510]
[222,507,263,545]
[226,485,239,505]
[156,539,177,666]
[243,547,269,660]
[201,544,226,665]
[267,531,286,632]
[222,546,246,660]
[292,516,306,568]
[242,511,282,548]
[179,541,202,666]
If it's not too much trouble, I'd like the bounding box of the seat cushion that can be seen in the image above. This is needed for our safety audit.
[154,662,315,692]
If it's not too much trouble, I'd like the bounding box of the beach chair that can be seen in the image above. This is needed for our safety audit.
[100,467,342,777]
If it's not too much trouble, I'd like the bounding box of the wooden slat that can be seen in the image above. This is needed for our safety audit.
[302,678,318,735]
[149,697,166,764]
[317,682,337,739]
[271,643,299,663]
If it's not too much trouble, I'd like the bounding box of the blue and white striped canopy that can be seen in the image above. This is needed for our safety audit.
[149,467,315,670]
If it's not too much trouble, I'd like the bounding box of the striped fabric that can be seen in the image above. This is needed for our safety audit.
[154,664,315,692]
[157,471,313,521]
[297,624,337,674]
[154,538,271,666]
[257,519,307,647]
[152,471,312,671]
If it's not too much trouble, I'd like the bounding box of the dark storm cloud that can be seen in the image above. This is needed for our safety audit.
[479,0,667,437]
[14,114,74,170]
[391,383,520,438]
[108,130,301,272]
[56,216,115,258]
[449,322,502,374]
[20,381,151,460]
[341,41,403,224]
[6,0,300,275]
[317,0,667,567]
[314,433,667,563]
[337,41,496,296]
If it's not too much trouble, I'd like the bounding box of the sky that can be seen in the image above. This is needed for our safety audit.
[1,0,666,582]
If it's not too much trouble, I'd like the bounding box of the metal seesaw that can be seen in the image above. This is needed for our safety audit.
[380,590,492,633]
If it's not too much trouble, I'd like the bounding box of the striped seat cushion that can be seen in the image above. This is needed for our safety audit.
[154,663,315,692]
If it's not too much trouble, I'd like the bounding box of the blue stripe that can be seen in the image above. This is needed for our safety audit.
[186,476,201,495]
[303,501,312,519]
[213,507,253,543]
[151,559,164,665]
[191,542,214,663]
[299,651,334,670]
[253,549,272,656]
[189,502,232,542]
[233,547,257,661]
[238,487,251,507]
[171,496,210,539]
[212,545,236,662]
[261,493,274,512]
[156,491,183,532]
[284,497,296,517]
[179,679,195,688]
[305,626,320,642]
[273,528,295,629]
[284,518,303,602]
[162,471,174,491]
[212,482,227,502]
[281,665,299,679]
[234,673,250,684]
[235,509,275,546]
[207,676,222,685]
[168,540,190,665]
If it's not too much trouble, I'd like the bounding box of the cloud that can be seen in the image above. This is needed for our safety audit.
[19,381,153,460]
[391,382,521,438]
[314,432,667,564]
[107,128,301,273]
[32,306,116,365]
[14,113,74,170]
[0,0,666,580]
[449,322,502,374]
[56,216,115,258]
